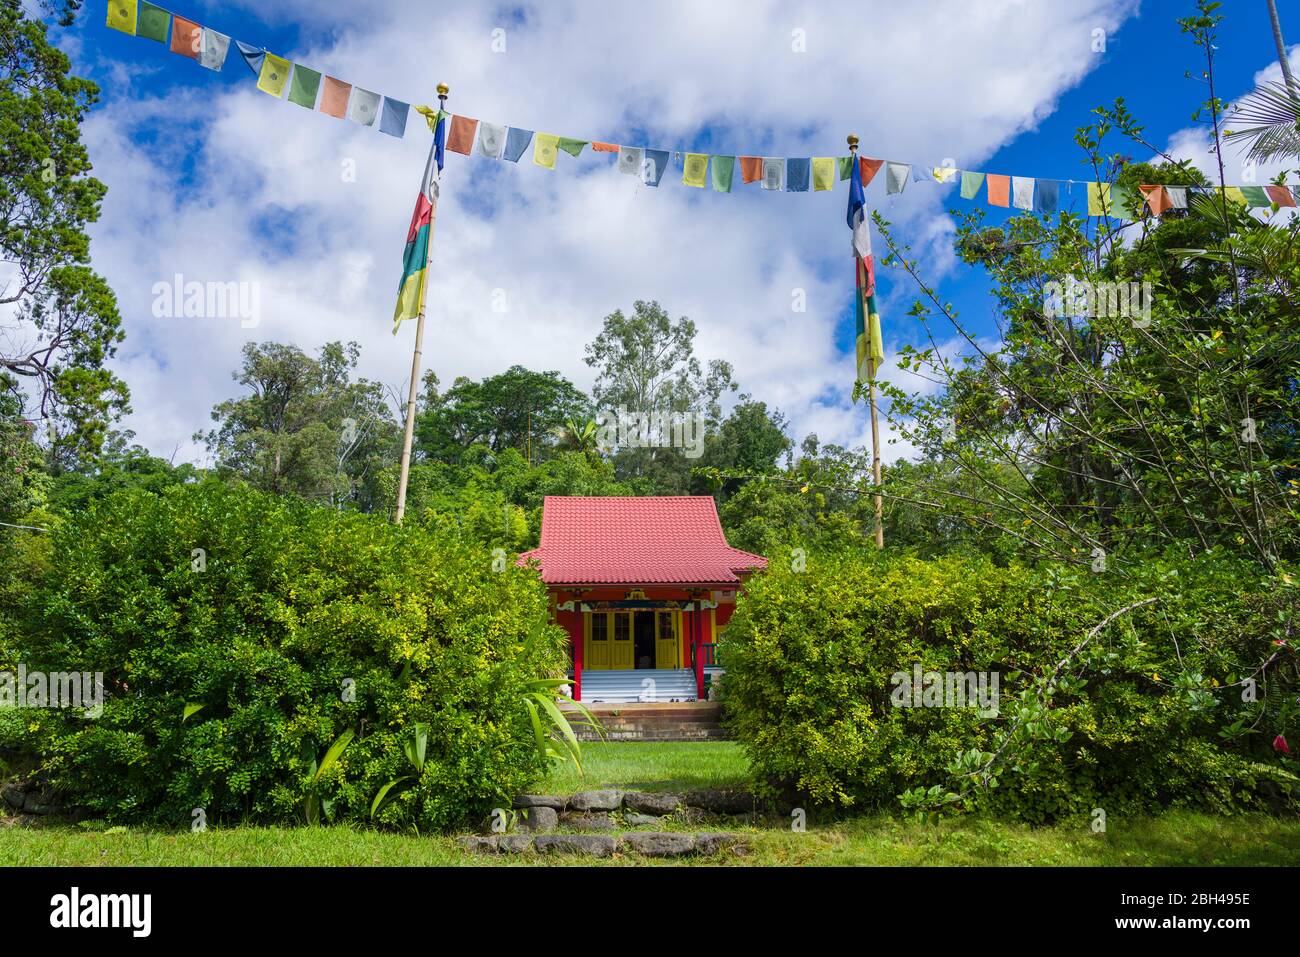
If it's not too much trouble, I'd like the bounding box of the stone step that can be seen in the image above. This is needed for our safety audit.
[461,831,750,858]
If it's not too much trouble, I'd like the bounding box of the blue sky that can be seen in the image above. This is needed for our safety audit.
[47,0,1300,463]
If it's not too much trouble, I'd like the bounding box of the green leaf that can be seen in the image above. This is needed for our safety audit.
[182,702,205,723]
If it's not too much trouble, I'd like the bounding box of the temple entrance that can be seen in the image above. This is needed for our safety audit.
[634,611,655,668]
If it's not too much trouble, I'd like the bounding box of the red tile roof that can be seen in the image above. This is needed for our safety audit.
[518,496,767,585]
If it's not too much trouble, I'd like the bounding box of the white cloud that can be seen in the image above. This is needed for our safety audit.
[70,0,1138,464]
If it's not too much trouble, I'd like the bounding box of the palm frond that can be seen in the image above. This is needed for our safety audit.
[1227,81,1300,163]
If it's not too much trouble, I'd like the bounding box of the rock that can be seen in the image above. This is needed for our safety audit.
[621,832,697,857]
[685,788,754,815]
[695,832,746,855]
[2,786,24,810]
[22,793,58,816]
[498,835,535,854]
[624,813,661,827]
[520,806,558,832]
[563,812,616,831]
[459,836,499,854]
[513,794,565,810]
[533,835,617,857]
[568,789,622,811]
[623,791,681,815]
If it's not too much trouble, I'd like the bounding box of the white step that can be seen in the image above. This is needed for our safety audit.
[580,669,697,703]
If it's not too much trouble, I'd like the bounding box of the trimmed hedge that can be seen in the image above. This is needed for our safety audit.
[720,550,1298,823]
[5,482,565,830]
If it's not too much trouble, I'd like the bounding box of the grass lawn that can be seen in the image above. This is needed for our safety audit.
[3,742,1298,866]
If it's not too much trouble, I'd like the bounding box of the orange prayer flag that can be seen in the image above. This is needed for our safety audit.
[591,141,620,153]
[859,157,884,186]
[1139,184,1171,216]
[986,174,1010,207]
[169,15,201,60]
[739,156,763,184]
[1265,185,1296,207]
[318,76,351,119]
[447,115,478,155]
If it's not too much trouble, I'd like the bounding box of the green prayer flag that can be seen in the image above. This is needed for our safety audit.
[1239,185,1271,207]
[711,155,735,193]
[136,0,169,43]
[288,65,322,109]
[557,137,587,157]
[1110,184,1138,218]
[838,156,854,181]
[960,171,985,200]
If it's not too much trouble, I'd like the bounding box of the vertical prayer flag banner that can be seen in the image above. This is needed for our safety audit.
[534,133,559,169]
[885,162,909,194]
[199,29,230,71]
[1265,184,1296,207]
[761,157,784,191]
[987,174,1011,207]
[1034,179,1060,213]
[847,158,883,383]
[503,128,533,162]
[236,41,265,76]
[106,0,137,35]
[960,171,985,200]
[319,77,351,118]
[288,65,322,109]
[447,115,478,155]
[643,149,670,186]
[1087,182,1111,216]
[711,155,735,192]
[379,97,410,138]
[682,153,708,188]
[860,157,884,186]
[617,146,644,176]
[348,87,380,126]
[136,0,169,43]
[557,137,587,157]
[477,122,507,158]
[169,15,201,59]
[813,157,835,191]
[257,54,292,98]
[1012,176,1035,210]
[394,140,440,331]
[786,158,811,192]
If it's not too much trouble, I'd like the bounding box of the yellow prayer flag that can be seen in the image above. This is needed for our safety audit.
[812,157,835,191]
[1221,186,1247,205]
[682,153,708,188]
[1087,182,1111,216]
[533,133,559,170]
[106,0,137,34]
[258,54,292,98]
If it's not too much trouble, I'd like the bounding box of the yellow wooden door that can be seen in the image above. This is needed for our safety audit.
[585,611,611,670]
[611,611,634,669]
[655,610,679,668]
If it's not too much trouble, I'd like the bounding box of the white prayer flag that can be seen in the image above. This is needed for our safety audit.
[347,88,381,127]
[199,29,230,71]
[1012,176,1035,210]
[477,122,507,159]
[617,146,644,176]
[761,157,784,191]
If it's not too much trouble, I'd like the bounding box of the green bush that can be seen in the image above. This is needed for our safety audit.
[5,481,566,830]
[721,549,1298,823]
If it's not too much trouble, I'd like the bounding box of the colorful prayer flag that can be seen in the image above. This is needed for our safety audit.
[393,122,443,332]
[1165,186,1188,209]
[1034,179,1060,213]
[987,174,1011,207]
[557,137,587,158]
[847,158,883,383]
[960,171,985,199]
[786,158,811,192]
[533,134,559,169]
[447,115,478,155]
[643,149,670,186]
[504,128,533,162]
[711,156,735,192]
[1220,186,1248,206]
[1087,182,1111,216]
[169,15,201,59]
[1265,184,1296,207]
[106,0,137,35]
[288,65,322,109]
[477,122,507,158]
[348,87,380,126]
[813,157,835,191]
[1012,176,1034,210]
[136,1,169,43]
[591,142,620,153]
[1139,184,1171,215]
[617,146,644,176]
[1111,184,1137,217]
[236,41,265,76]
[683,153,708,188]
[1239,186,1271,207]
[199,29,230,71]
[739,156,763,184]
[885,162,909,194]
[860,157,884,186]
[838,156,854,181]
[761,157,784,191]
[379,97,410,138]
[257,54,291,98]
[318,77,350,118]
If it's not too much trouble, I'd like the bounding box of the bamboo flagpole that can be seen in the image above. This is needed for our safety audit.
[394,83,449,524]
[847,134,884,548]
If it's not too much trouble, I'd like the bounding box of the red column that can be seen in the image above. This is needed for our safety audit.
[562,608,583,702]
[693,607,705,700]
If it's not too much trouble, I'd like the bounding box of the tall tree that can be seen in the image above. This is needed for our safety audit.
[0,1,128,466]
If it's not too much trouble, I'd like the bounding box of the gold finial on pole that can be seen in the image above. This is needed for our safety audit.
[847,133,860,151]
[436,82,449,98]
